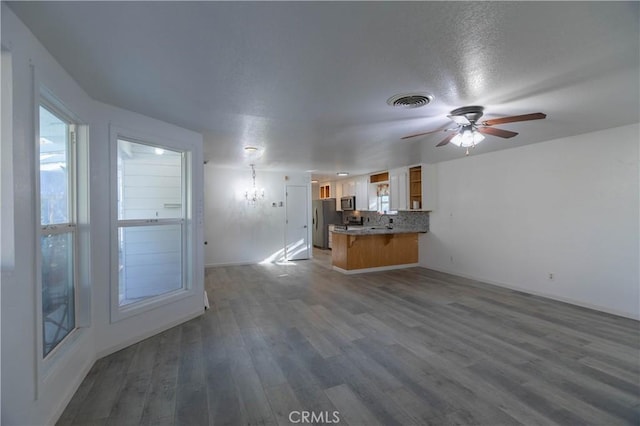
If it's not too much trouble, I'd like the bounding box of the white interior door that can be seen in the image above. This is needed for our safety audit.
[285,185,310,260]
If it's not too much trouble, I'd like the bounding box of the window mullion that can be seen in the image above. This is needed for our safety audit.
[117,218,184,228]
[41,223,76,235]
[69,124,77,225]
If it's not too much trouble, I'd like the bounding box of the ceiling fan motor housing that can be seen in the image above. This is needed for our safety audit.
[450,105,484,123]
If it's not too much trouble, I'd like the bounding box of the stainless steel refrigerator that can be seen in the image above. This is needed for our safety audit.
[312,198,341,249]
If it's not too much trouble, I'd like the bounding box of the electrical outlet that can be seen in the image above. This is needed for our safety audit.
[548,273,554,280]
[450,256,454,263]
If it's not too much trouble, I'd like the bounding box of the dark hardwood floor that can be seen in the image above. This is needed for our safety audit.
[58,249,640,425]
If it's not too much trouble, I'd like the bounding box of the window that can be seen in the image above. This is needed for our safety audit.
[377,183,390,213]
[116,139,186,308]
[39,105,77,357]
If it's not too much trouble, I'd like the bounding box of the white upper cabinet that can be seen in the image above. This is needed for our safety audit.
[319,165,435,212]
[355,175,369,211]
[389,167,408,211]
[337,177,368,210]
[342,180,355,197]
[335,180,343,211]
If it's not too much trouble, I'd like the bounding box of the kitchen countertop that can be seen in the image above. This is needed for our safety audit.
[331,226,427,236]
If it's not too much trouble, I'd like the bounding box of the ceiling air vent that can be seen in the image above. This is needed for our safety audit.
[387,93,434,109]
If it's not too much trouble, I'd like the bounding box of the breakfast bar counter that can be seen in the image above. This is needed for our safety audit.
[331,227,425,274]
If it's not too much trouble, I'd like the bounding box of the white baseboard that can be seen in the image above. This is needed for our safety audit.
[48,354,95,426]
[333,263,420,275]
[205,260,257,268]
[421,265,639,321]
[96,309,204,359]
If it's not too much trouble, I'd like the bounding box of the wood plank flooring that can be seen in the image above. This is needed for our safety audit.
[58,249,640,425]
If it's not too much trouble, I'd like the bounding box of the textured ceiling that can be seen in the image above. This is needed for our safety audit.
[7,1,640,181]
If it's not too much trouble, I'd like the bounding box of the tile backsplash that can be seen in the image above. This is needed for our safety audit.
[342,210,429,232]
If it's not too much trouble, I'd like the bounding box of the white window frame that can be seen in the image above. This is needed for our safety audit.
[36,90,90,376]
[110,125,195,322]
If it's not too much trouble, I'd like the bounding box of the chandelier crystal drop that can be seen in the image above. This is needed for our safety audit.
[245,164,265,205]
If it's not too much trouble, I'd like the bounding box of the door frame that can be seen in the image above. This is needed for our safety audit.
[284,184,311,261]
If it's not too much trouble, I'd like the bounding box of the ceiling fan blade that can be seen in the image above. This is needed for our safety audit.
[481,112,546,126]
[436,133,457,147]
[401,128,445,140]
[447,114,471,125]
[477,126,518,138]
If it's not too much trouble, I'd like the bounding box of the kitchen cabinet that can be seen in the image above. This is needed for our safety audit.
[409,165,422,210]
[335,181,343,211]
[319,182,334,199]
[389,167,408,211]
[332,231,419,272]
[341,180,355,197]
[328,224,335,249]
[340,177,368,210]
[355,175,369,210]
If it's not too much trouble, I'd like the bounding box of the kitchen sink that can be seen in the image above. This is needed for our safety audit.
[343,225,393,231]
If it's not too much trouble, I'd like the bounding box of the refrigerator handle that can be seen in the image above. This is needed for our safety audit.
[315,209,318,230]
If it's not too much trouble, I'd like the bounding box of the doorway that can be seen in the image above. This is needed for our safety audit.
[285,185,310,260]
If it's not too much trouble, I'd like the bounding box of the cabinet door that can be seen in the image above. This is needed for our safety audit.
[319,182,330,199]
[335,181,343,211]
[355,176,368,211]
[389,168,408,210]
[342,180,355,197]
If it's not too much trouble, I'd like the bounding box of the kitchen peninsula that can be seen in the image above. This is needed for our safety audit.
[331,226,425,274]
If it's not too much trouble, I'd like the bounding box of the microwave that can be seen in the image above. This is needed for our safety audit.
[340,196,356,211]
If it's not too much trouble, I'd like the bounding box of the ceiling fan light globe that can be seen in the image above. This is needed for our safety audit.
[450,130,484,148]
[461,130,474,147]
[473,131,485,144]
[450,133,463,146]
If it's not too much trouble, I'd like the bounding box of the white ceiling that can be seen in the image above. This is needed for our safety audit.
[7,1,640,181]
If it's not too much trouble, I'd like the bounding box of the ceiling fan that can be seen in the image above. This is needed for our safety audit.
[402,106,546,155]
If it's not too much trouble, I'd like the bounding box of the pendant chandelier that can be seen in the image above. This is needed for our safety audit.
[245,164,265,205]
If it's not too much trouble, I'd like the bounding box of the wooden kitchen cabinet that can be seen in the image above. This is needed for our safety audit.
[409,165,422,210]
[319,182,333,199]
[332,232,419,272]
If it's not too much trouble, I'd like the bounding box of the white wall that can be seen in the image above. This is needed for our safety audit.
[420,123,640,319]
[204,166,310,266]
[1,5,204,424]
[1,6,96,424]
